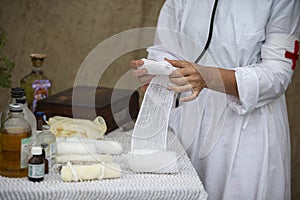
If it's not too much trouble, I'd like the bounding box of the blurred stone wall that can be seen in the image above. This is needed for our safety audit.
[0,0,299,199]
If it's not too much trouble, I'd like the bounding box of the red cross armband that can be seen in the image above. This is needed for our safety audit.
[285,40,299,70]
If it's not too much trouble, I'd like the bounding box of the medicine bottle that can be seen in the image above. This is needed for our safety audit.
[0,103,32,178]
[1,88,37,140]
[35,111,46,130]
[37,125,56,167]
[28,146,45,182]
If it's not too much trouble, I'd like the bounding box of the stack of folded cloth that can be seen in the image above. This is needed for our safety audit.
[47,116,123,182]
[56,137,123,182]
[56,137,123,163]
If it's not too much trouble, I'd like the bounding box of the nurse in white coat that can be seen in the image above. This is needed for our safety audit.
[131,0,300,199]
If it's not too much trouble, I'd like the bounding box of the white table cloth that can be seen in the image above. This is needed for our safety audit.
[0,129,207,200]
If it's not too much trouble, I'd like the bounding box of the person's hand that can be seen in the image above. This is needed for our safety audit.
[130,59,154,92]
[166,59,207,102]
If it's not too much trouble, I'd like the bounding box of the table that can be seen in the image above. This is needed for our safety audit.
[0,129,207,200]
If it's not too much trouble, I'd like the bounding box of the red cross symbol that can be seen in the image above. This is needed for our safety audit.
[285,40,299,70]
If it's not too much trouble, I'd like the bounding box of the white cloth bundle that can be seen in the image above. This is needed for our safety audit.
[128,150,178,173]
[48,116,107,139]
[61,162,121,182]
[56,137,123,155]
[129,59,178,174]
[56,154,113,164]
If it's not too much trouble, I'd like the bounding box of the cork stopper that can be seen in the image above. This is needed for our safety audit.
[30,53,47,68]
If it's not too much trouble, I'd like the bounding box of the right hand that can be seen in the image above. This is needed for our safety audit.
[130,59,154,92]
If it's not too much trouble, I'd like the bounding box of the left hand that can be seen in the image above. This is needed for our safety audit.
[166,58,207,102]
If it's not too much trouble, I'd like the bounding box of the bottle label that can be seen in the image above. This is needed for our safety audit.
[20,137,32,169]
[32,79,51,112]
[46,142,56,167]
[28,163,45,178]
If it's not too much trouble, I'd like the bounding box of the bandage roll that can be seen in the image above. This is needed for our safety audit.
[128,150,178,174]
[61,162,121,182]
[56,154,113,164]
[56,139,123,155]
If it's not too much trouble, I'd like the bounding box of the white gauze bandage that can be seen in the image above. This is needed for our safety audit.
[129,59,178,174]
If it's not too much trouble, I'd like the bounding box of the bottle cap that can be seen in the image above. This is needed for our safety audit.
[30,53,46,68]
[9,103,23,112]
[35,111,44,117]
[11,87,25,98]
[31,146,42,155]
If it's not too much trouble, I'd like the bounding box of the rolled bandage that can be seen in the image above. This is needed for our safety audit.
[56,154,113,164]
[56,138,123,155]
[61,162,121,182]
[128,149,178,174]
[139,58,176,75]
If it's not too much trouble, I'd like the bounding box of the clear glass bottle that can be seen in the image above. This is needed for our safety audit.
[28,146,45,182]
[16,97,37,145]
[20,53,52,112]
[0,103,32,178]
[36,125,56,167]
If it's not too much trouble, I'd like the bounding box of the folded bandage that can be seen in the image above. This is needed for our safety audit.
[128,150,178,173]
[56,137,123,155]
[61,162,121,182]
[139,58,176,75]
[48,116,107,139]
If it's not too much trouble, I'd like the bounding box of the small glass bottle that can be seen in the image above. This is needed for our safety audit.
[28,146,45,182]
[36,125,56,167]
[35,111,46,131]
[20,53,52,112]
[0,103,32,178]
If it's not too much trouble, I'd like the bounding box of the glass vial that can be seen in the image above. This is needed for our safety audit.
[0,103,32,178]
[36,125,56,167]
[28,146,45,182]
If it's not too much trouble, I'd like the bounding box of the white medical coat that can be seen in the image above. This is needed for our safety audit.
[147,0,300,199]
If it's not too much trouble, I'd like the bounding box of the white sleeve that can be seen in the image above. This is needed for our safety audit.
[228,0,300,115]
[147,0,186,61]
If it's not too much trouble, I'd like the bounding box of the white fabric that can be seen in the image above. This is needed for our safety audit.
[128,149,178,173]
[56,137,123,155]
[131,60,178,173]
[0,129,207,200]
[61,162,121,182]
[147,0,300,199]
[140,58,176,75]
[48,116,107,139]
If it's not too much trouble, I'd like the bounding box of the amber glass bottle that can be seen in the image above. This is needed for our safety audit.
[20,53,51,112]
[0,104,32,178]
